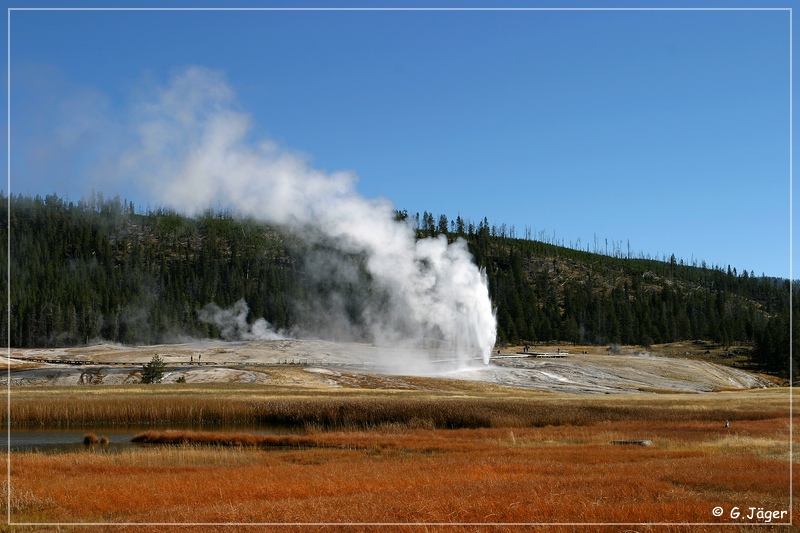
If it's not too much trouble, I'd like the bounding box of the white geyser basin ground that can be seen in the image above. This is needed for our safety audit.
[6,340,771,394]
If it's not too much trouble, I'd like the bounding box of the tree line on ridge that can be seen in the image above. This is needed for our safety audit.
[4,192,795,377]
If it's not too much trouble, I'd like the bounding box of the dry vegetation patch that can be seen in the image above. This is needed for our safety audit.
[5,385,790,430]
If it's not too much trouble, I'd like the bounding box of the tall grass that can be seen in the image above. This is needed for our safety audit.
[131,429,370,450]
[4,392,786,429]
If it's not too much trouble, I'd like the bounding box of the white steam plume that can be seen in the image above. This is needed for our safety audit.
[116,66,496,366]
[197,298,287,341]
[197,299,287,341]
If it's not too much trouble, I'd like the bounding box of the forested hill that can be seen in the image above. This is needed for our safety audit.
[4,193,796,377]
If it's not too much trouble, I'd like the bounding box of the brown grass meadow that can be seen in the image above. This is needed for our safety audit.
[2,384,796,532]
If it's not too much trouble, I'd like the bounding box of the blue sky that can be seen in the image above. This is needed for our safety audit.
[6,2,795,279]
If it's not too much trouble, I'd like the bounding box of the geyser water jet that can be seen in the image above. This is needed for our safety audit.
[117,66,497,368]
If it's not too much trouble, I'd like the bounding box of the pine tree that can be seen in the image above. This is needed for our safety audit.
[141,354,165,384]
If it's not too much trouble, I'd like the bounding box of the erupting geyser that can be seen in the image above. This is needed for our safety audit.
[118,66,497,367]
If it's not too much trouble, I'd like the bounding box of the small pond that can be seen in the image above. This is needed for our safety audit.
[9,424,297,453]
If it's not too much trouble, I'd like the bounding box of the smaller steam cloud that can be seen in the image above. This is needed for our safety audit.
[197,299,288,341]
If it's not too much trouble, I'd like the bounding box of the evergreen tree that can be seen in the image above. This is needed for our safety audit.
[141,354,165,384]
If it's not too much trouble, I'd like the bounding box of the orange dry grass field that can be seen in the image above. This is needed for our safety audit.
[3,387,796,532]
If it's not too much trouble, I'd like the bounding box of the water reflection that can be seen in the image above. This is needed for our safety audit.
[9,424,294,453]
